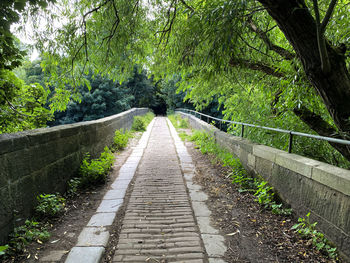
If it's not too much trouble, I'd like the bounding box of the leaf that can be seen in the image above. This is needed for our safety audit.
[0,245,9,256]
[226,230,240,236]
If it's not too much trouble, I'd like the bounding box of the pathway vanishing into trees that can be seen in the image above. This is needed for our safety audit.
[63,117,226,263]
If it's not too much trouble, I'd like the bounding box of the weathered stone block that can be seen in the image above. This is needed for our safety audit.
[27,128,61,146]
[253,145,283,163]
[6,149,32,182]
[275,152,319,178]
[312,163,350,196]
[254,157,273,180]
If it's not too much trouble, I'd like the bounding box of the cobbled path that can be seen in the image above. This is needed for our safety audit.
[112,117,206,263]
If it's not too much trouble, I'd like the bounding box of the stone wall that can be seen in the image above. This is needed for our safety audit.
[0,108,148,243]
[177,111,350,261]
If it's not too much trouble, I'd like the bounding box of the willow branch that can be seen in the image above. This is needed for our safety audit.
[247,17,295,60]
[229,57,285,78]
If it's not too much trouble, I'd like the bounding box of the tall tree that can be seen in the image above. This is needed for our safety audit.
[18,0,350,161]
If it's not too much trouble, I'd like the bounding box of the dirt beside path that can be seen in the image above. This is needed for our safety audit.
[183,136,340,263]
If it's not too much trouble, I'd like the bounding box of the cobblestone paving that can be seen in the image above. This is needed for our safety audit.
[113,117,207,263]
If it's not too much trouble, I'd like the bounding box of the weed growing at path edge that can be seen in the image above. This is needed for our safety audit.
[292,213,338,260]
[35,194,66,218]
[112,129,132,151]
[168,114,189,129]
[132,112,155,131]
[80,147,114,186]
[189,130,292,216]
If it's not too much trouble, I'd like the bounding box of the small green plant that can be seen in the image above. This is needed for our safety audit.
[254,181,274,208]
[35,193,65,217]
[8,220,50,254]
[179,118,189,128]
[178,131,189,141]
[0,245,9,256]
[132,116,146,131]
[112,129,131,151]
[292,213,338,259]
[67,177,82,196]
[132,112,155,131]
[169,114,189,129]
[80,147,114,186]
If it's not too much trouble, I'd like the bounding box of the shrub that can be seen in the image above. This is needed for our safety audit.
[132,112,155,131]
[112,129,131,151]
[80,147,114,186]
[132,116,146,131]
[35,193,65,217]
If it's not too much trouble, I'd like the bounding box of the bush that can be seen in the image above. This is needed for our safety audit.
[112,129,131,151]
[132,112,155,131]
[80,147,114,186]
[132,116,146,131]
[35,193,65,218]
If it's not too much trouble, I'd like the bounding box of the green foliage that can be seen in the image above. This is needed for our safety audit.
[8,0,350,165]
[7,220,50,254]
[0,69,53,134]
[35,193,65,218]
[292,213,338,259]
[67,177,82,197]
[168,114,189,129]
[0,0,54,71]
[189,130,292,216]
[112,129,133,151]
[0,245,9,256]
[50,73,134,125]
[132,112,155,132]
[79,147,114,186]
[132,116,147,131]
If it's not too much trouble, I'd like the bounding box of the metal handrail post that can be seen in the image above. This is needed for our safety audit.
[288,132,293,153]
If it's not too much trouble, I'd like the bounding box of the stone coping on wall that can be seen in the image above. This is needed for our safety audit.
[176,111,350,197]
[253,145,350,196]
[0,108,147,155]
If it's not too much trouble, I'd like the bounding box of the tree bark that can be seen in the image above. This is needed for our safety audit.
[257,0,350,140]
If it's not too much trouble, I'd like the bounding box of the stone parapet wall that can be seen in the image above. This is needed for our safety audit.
[0,108,148,243]
[177,111,350,261]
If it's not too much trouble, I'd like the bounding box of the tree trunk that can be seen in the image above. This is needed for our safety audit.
[258,0,350,138]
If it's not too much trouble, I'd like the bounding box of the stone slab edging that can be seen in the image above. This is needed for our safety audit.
[64,119,155,263]
[176,111,350,261]
[167,118,228,263]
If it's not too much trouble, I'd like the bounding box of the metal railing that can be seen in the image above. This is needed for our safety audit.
[176,108,350,153]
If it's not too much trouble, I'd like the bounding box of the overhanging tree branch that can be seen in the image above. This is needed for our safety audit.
[246,17,296,60]
[229,57,285,78]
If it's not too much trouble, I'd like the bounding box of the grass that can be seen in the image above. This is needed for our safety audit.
[168,114,189,129]
[188,130,292,216]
